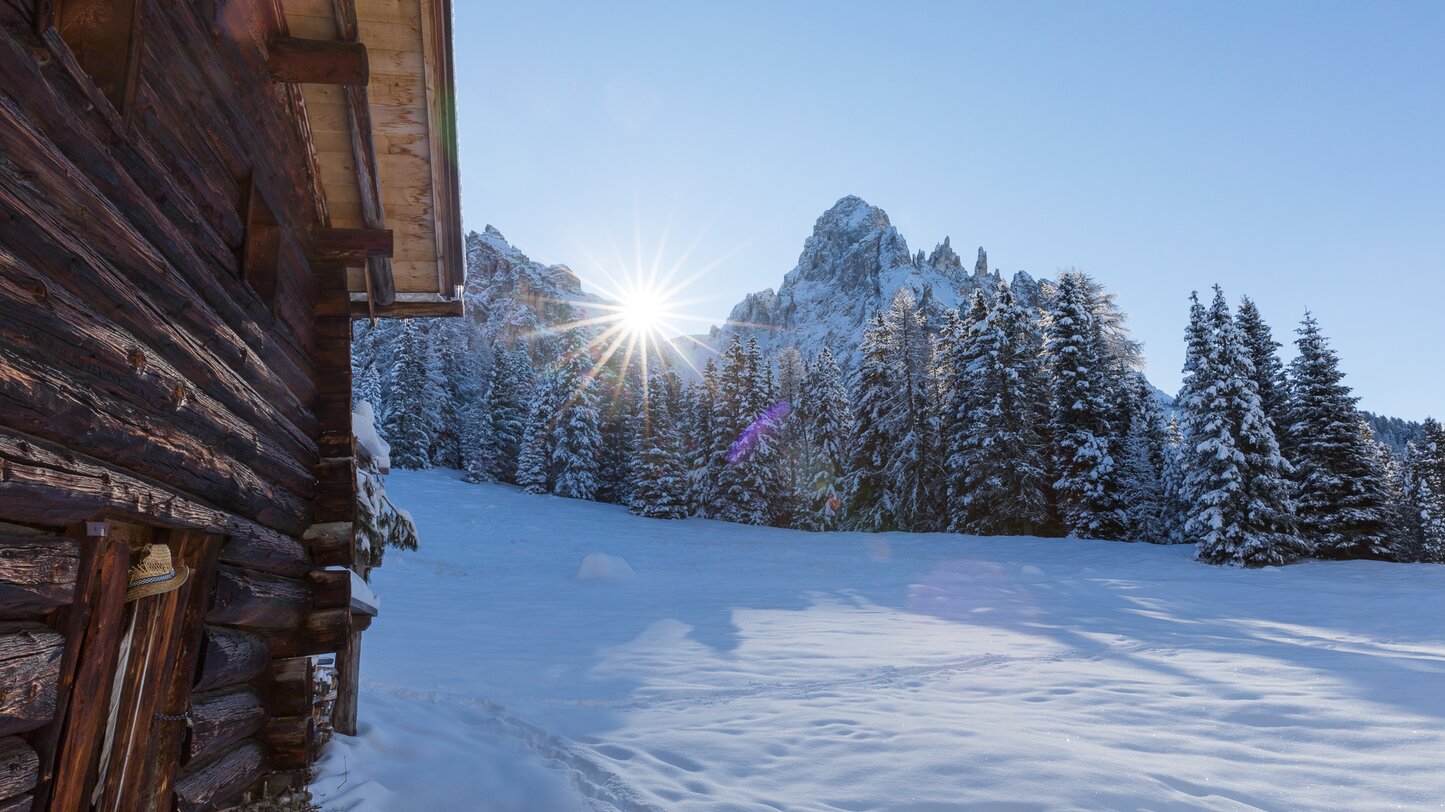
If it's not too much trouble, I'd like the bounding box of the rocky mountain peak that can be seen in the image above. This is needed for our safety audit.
[927,237,963,273]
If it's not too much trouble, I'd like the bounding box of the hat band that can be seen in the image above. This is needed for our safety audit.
[129,571,177,589]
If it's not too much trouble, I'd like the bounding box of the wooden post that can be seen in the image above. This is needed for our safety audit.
[333,626,361,736]
[43,534,128,811]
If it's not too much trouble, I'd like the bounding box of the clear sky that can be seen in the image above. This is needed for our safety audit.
[452,0,1444,421]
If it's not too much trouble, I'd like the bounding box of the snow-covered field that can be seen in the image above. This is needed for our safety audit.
[312,469,1445,811]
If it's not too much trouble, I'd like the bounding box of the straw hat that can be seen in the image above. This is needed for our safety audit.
[126,544,189,602]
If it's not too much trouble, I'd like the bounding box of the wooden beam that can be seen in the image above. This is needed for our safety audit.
[266,37,368,86]
[310,227,392,262]
[332,0,396,307]
[348,299,465,319]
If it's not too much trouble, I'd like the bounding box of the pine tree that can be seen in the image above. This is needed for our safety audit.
[1117,387,1168,544]
[630,370,690,519]
[844,312,894,530]
[1235,296,1289,442]
[488,347,535,482]
[1045,272,1126,539]
[881,288,940,531]
[1284,313,1393,559]
[1403,419,1445,561]
[384,319,442,469]
[687,359,722,516]
[551,330,602,500]
[1159,413,1190,544]
[1183,288,1305,566]
[800,347,850,530]
[952,284,1052,535]
[429,319,469,469]
[516,380,553,494]
[460,359,498,483]
[941,294,989,531]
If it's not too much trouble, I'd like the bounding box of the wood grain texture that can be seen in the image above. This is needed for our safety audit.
[0,533,77,617]
[0,623,62,737]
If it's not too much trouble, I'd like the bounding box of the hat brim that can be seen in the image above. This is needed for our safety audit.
[126,564,190,603]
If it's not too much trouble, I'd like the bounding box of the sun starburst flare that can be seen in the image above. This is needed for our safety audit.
[520,227,776,402]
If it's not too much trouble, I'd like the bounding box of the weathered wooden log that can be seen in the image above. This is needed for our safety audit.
[0,736,38,800]
[0,532,78,616]
[218,527,310,578]
[173,739,266,812]
[302,522,355,568]
[259,657,313,717]
[266,37,368,85]
[0,623,62,737]
[0,342,309,533]
[260,715,316,770]
[306,568,351,611]
[0,23,321,416]
[0,429,304,551]
[259,608,350,659]
[207,565,310,629]
[185,689,266,765]
[0,793,30,812]
[194,626,272,693]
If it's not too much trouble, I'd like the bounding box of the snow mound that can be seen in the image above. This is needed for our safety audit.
[571,552,635,583]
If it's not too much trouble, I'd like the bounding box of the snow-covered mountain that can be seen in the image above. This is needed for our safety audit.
[697,195,1048,370]
[461,226,605,345]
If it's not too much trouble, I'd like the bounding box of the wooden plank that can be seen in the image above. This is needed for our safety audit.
[137,533,222,812]
[0,533,78,617]
[29,525,100,811]
[45,539,128,811]
[267,37,368,85]
[95,552,187,809]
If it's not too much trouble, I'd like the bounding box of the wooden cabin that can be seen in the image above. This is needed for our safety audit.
[0,0,461,808]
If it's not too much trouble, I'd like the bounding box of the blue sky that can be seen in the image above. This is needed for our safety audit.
[453,1,1443,420]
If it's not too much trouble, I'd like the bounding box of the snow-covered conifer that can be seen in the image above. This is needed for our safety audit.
[384,319,443,469]
[1184,288,1305,566]
[1284,313,1393,559]
[551,330,602,500]
[844,312,894,530]
[630,370,690,519]
[800,347,850,530]
[1045,272,1126,539]
[953,284,1052,535]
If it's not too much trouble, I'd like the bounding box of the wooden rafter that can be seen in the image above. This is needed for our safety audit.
[331,0,396,308]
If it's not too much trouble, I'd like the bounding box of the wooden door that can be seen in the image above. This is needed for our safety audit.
[41,523,218,811]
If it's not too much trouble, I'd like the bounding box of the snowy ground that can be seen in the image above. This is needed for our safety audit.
[311,469,1445,811]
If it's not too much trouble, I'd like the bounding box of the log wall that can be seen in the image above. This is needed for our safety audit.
[0,2,363,809]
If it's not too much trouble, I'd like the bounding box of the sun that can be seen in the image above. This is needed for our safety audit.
[618,286,668,340]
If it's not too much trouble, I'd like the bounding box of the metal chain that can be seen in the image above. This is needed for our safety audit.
[153,706,194,728]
